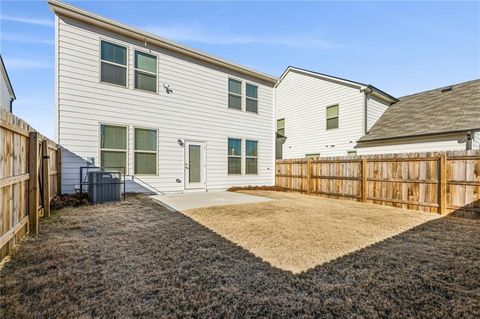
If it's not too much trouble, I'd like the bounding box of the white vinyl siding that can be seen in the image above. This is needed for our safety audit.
[367,96,390,131]
[56,16,274,193]
[0,77,12,111]
[275,70,365,158]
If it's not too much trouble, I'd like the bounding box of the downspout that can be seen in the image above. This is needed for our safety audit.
[9,98,13,113]
[466,131,473,150]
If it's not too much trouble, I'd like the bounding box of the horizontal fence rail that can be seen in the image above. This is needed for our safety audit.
[0,109,61,261]
[276,151,480,215]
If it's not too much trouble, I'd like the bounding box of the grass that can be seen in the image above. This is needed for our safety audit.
[184,191,440,273]
[1,194,479,318]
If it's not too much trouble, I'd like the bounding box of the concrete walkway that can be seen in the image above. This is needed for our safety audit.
[151,191,272,212]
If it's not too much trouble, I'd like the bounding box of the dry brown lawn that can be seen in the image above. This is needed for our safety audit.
[183,191,440,273]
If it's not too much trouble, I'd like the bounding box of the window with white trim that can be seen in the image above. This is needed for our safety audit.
[100,41,127,86]
[100,124,127,173]
[134,128,157,175]
[134,51,157,92]
[246,83,258,113]
[246,140,258,174]
[326,105,339,130]
[228,138,242,174]
[228,78,242,110]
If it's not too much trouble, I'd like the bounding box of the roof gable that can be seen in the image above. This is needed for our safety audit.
[359,79,480,142]
[48,0,277,84]
[276,66,398,103]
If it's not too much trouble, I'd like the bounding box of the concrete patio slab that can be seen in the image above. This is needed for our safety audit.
[151,191,272,212]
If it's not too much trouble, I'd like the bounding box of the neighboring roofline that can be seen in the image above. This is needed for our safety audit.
[397,78,480,100]
[0,54,16,100]
[47,0,277,84]
[358,128,480,143]
[276,66,398,103]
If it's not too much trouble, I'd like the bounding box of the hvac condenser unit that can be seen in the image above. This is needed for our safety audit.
[87,171,121,204]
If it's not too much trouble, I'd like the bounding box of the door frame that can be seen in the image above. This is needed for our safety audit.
[184,139,207,190]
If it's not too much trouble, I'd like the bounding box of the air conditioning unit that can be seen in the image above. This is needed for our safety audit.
[87,171,121,204]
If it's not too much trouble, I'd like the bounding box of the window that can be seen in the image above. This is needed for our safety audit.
[228,78,242,110]
[326,105,339,130]
[306,153,320,159]
[246,83,258,113]
[134,128,157,175]
[135,51,157,92]
[100,124,127,173]
[246,140,258,174]
[347,150,357,156]
[277,118,285,136]
[100,41,127,86]
[228,138,242,174]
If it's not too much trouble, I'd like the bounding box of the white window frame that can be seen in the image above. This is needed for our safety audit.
[227,137,243,175]
[99,123,129,174]
[228,77,243,111]
[326,104,339,130]
[245,82,259,114]
[306,153,320,159]
[133,50,158,94]
[133,127,159,176]
[99,39,128,88]
[245,139,258,175]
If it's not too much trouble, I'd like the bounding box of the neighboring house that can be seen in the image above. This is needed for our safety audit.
[49,0,277,194]
[275,66,397,159]
[0,55,16,113]
[357,80,480,154]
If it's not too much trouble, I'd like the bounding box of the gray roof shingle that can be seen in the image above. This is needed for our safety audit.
[359,79,480,142]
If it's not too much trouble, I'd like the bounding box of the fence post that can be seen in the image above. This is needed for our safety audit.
[56,147,62,195]
[28,131,39,235]
[42,139,50,217]
[439,154,447,215]
[361,159,367,202]
[307,159,312,195]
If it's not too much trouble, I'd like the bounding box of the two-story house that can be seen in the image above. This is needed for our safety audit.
[49,0,277,194]
[275,66,397,159]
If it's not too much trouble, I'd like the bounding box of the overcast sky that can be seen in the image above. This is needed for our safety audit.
[1,0,479,139]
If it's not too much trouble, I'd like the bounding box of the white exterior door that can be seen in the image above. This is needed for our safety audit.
[184,141,206,190]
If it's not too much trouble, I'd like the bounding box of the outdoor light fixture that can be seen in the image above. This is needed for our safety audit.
[177,139,184,147]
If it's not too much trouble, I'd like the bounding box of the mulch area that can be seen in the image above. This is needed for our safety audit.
[1,195,479,318]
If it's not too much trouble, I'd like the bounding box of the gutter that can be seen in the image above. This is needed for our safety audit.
[363,88,373,135]
[358,128,480,144]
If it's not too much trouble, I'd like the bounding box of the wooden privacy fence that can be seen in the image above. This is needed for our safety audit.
[0,110,62,261]
[276,151,480,215]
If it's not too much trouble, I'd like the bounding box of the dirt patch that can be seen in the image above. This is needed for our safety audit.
[50,193,91,210]
[1,194,479,318]
[184,191,440,273]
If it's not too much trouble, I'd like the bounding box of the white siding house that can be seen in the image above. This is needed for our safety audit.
[49,0,276,194]
[0,55,16,112]
[275,67,396,158]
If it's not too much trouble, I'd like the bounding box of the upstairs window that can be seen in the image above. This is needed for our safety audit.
[227,138,242,174]
[100,124,127,173]
[134,128,157,175]
[246,84,258,113]
[228,79,242,110]
[326,105,339,130]
[135,51,157,93]
[277,118,285,136]
[100,41,127,86]
[246,140,258,174]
